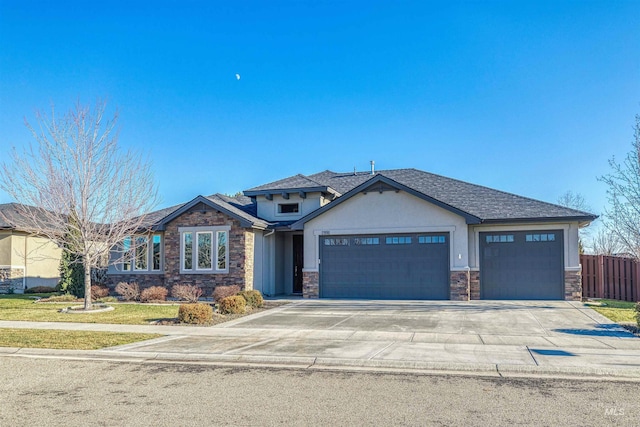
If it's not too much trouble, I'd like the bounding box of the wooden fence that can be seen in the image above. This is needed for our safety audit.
[581,254,640,302]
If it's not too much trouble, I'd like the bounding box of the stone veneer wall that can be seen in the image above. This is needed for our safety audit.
[163,208,255,296]
[107,274,165,291]
[242,230,255,291]
[449,270,469,301]
[302,271,319,298]
[469,270,480,300]
[108,207,255,296]
[0,267,25,293]
[564,268,582,301]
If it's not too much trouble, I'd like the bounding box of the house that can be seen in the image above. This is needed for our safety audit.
[107,168,597,300]
[0,203,62,292]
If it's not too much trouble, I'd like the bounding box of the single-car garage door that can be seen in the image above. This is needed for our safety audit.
[480,230,564,300]
[320,233,449,299]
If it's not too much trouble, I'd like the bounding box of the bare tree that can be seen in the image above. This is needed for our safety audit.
[599,114,640,259]
[0,101,158,309]
[590,227,623,256]
[556,190,593,253]
[557,191,591,213]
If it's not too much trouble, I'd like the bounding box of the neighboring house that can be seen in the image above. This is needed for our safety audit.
[0,203,62,292]
[107,168,597,301]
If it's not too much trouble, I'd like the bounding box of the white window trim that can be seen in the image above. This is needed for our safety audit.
[179,226,230,274]
[115,234,163,274]
[274,201,302,217]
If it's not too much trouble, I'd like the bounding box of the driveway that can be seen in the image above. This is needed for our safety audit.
[101,299,640,378]
[2,299,639,378]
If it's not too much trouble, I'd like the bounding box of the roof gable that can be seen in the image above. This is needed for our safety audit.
[291,175,482,229]
[152,195,268,230]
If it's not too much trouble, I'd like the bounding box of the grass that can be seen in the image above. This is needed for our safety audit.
[589,299,638,324]
[0,294,179,325]
[0,328,162,350]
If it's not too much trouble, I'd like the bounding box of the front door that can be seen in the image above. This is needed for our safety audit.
[293,235,304,294]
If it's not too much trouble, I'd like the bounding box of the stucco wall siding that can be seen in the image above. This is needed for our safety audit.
[303,190,469,272]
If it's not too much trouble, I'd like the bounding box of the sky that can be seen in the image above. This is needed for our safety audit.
[1,0,639,222]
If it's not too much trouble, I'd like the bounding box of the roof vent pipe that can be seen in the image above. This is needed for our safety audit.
[370,160,375,175]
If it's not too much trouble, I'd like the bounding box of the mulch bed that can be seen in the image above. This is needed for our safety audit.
[620,323,640,337]
[150,300,291,326]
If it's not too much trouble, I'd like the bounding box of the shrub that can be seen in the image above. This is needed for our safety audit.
[91,285,110,301]
[212,285,240,302]
[171,284,203,303]
[238,290,264,308]
[218,295,246,315]
[178,303,214,324]
[140,286,169,302]
[25,286,56,294]
[115,282,140,301]
[636,302,640,327]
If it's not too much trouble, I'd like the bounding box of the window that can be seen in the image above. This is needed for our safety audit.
[183,232,193,270]
[324,238,349,246]
[122,237,132,271]
[180,226,229,273]
[117,234,162,273]
[152,235,161,271]
[526,233,556,242]
[385,236,412,245]
[217,231,227,270]
[134,236,148,271]
[354,237,379,245]
[197,232,213,270]
[418,235,446,244]
[485,234,514,243]
[278,203,299,214]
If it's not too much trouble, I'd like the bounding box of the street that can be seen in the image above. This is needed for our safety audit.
[1,357,637,426]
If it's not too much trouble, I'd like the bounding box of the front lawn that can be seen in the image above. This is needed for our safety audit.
[0,328,162,349]
[589,299,637,324]
[0,294,179,325]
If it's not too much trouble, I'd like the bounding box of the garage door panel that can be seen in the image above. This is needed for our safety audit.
[480,230,564,300]
[320,233,449,300]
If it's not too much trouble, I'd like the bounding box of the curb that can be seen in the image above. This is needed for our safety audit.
[2,347,640,381]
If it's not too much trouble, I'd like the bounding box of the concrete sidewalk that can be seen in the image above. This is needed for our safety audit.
[1,300,640,380]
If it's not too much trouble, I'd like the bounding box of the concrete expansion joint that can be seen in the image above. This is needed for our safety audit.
[367,341,396,360]
[525,346,540,366]
[307,357,318,368]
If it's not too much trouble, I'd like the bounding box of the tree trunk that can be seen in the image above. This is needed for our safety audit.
[83,256,92,310]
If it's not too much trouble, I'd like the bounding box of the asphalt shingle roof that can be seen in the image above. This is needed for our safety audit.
[244,174,330,193]
[144,167,596,229]
[0,203,62,231]
[205,194,269,228]
[290,168,594,222]
[377,169,594,221]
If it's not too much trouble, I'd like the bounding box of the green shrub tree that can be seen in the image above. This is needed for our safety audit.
[57,244,85,297]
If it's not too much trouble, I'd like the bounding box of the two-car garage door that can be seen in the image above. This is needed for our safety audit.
[319,233,449,299]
